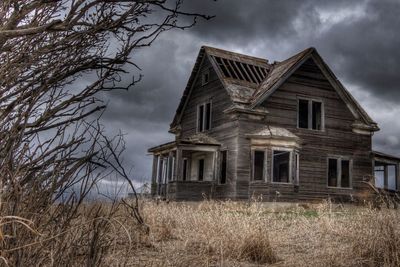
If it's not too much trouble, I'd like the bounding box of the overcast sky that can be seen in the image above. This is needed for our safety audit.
[98,0,400,191]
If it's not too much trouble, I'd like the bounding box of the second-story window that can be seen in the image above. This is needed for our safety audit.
[298,98,323,131]
[197,101,212,132]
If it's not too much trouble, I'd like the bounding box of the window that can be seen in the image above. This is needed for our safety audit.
[182,158,188,181]
[197,102,212,132]
[198,159,204,181]
[374,162,398,190]
[388,165,397,190]
[253,150,265,180]
[220,151,227,184]
[328,157,351,188]
[272,150,290,183]
[374,164,385,188]
[298,98,323,130]
[201,70,210,85]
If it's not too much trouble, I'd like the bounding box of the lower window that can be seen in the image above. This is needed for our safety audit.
[272,150,290,183]
[328,157,351,188]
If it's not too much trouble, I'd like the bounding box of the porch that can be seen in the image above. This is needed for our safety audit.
[372,151,400,191]
[148,134,222,199]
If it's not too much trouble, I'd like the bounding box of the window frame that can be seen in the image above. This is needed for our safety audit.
[251,149,267,181]
[196,100,212,133]
[297,97,325,131]
[271,148,293,184]
[326,156,353,189]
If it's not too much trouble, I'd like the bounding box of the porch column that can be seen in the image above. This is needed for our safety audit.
[151,155,159,196]
[175,148,183,181]
[151,155,158,184]
[213,151,219,182]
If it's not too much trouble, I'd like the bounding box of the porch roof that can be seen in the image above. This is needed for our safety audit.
[372,150,400,162]
[148,141,176,153]
[148,134,220,154]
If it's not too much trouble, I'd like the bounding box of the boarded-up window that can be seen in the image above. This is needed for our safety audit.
[298,99,308,129]
[198,159,204,181]
[341,160,350,188]
[328,158,338,187]
[182,158,188,181]
[253,150,264,180]
[220,151,227,184]
[273,151,290,183]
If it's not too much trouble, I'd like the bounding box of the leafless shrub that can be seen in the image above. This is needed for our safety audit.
[0,0,210,265]
[237,228,279,264]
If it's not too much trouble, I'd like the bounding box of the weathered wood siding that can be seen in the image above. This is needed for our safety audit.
[235,58,373,201]
[177,56,239,199]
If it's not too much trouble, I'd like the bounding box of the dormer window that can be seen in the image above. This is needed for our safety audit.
[197,101,212,132]
[201,70,210,85]
[298,98,324,131]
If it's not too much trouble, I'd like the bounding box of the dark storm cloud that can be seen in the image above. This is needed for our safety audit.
[97,0,400,187]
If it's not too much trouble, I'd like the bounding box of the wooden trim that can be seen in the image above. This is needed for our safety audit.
[251,149,267,182]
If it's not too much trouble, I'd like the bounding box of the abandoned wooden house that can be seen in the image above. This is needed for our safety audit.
[148,46,400,201]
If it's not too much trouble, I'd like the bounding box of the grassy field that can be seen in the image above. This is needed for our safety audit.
[106,199,400,267]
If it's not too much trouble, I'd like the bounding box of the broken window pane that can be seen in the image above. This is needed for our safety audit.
[341,160,350,188]
[253,151,265,180]
[328,158,338,187]
[273,151,290,183]
[298,99,309,129]
[388,165,397,190]
[312,101,322,130]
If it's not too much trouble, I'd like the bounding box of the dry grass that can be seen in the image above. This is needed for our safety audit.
[128,199,400,266]
[3,199,400,266]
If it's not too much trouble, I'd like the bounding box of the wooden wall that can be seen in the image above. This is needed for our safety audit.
[235,58,373,201]
[177,56,239,199]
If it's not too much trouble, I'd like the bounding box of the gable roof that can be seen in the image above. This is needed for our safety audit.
[170,46,271,130]
[170,46,379,132]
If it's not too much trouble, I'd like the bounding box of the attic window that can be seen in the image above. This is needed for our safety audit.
[212,56,268,84]
[201,70,210,85]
